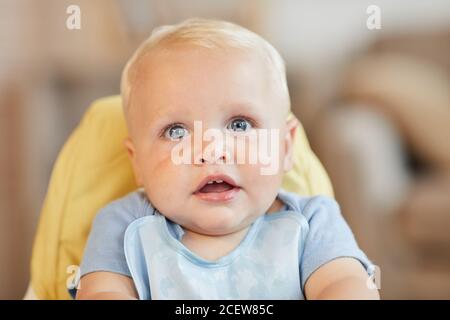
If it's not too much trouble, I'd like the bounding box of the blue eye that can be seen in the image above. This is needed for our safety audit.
[164,124,188,140]
[227,118,252,132]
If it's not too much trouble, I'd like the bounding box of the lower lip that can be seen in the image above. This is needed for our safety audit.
[194,187,241,202]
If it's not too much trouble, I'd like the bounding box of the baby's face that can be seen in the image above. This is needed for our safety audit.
[125,46,297,236]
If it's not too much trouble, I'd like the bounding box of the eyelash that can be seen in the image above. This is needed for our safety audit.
[229,115,259,129]
[159,115,259,139]
[159,122,185,139]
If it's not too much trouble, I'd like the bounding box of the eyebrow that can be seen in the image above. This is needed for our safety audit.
[148,100,263,127]
[226,101,259,112]
[153,100,260,115]
[224,102,264,120]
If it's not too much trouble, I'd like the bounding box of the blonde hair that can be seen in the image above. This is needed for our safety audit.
[121,18,290,117]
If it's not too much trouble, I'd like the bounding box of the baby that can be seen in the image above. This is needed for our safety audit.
[76,18,379,300]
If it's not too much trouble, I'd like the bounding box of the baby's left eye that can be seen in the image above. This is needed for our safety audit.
[227,118,252,132]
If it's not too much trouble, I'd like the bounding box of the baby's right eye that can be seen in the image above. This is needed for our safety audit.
[163,124,189,141]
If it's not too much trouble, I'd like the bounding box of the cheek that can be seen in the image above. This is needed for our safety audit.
[239,161,284,191]
[238,134,284,197]
[138,145,190,202]
[240,164,283,213]
[251,132,285,175]
[138,141,177,176]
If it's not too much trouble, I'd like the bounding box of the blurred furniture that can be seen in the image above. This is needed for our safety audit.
[312,31,450,299]
[0,0,133,299]
[27,95,333,299]
[0,82,33,300]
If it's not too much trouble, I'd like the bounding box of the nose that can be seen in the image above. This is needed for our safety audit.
[194,133,230,165]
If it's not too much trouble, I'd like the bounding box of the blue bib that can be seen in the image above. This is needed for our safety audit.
[124,199,309,300]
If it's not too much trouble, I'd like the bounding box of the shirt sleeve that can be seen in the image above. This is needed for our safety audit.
[299,195,374,292]
[79,191,147,279]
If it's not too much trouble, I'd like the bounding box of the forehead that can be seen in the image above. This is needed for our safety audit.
[129,46,283,120]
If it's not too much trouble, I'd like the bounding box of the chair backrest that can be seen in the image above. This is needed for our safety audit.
[30,95,333,299]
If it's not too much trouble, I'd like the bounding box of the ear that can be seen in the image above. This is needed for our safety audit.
[283,116,299,172]
[124,137,144,186]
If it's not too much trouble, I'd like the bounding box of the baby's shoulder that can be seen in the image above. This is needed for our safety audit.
[93,188,156,226]
[277,189,341,224]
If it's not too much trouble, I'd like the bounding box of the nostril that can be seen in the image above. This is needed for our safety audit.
[198,153,226,164]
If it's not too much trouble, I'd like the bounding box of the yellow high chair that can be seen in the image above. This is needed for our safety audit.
[26,95,333,299]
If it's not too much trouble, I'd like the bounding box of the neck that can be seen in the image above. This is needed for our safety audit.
[182,225,250,261]
[266,197,284,214]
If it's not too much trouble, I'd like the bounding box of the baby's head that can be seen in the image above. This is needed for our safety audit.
[121,18,298,236]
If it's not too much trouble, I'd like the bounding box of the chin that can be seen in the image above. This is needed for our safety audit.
[193,211,244,235]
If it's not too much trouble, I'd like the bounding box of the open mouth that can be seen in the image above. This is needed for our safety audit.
[198,180,235,193]
[194,175,241,202]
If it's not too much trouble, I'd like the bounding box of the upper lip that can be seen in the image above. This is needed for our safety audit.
[194,174,239,193]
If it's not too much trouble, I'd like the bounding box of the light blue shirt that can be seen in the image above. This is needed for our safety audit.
[77,188,374,299]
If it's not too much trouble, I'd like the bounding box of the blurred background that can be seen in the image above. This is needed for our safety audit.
[1,0,449,299]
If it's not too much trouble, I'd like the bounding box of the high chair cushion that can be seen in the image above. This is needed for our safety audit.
[30,95,333,299]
